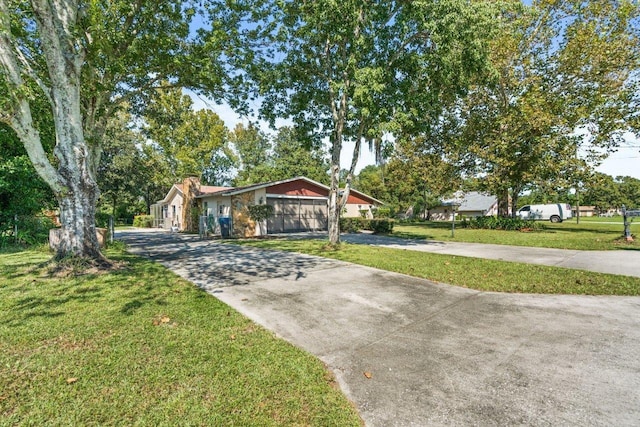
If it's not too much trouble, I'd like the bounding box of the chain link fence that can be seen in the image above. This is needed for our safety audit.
[0,214,56,248]
[0,213,118,248]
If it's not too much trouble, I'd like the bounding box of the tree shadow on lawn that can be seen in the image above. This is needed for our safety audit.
[549,226,626,235]
[342,232,445,247]
[6,280,105,327]
[390,231,438,240]
[398,221,453,230]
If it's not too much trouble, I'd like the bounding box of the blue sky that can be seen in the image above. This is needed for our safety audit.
[188,89,640,180]
[187,0,640,180]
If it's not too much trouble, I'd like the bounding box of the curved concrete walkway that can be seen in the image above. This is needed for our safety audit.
[118,229,640,426]
[341,233,640,278]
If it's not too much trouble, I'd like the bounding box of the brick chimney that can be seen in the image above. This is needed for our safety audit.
[181,176,201,232]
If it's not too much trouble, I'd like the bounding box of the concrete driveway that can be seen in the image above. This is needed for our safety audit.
[118,229,640,426]
[341,233,640,278]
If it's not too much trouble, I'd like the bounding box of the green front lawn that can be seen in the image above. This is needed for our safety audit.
[234,239,640,296]
[0,248,361,426]
[392,219,640,250]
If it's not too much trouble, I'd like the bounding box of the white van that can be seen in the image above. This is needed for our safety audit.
[517,203,572,223]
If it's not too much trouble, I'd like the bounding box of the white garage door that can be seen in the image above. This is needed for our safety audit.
[267,198,328,233]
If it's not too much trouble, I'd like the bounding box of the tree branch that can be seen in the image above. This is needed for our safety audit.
[0,0,61,191]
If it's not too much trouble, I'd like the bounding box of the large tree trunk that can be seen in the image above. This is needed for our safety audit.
[42,0,102,260]
[56,175,102,259]
[50,77,102,259]
[0,0,103,260]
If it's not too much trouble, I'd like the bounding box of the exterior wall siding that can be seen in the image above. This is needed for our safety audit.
[168,193,183,229]
[343,203,373,218]
[267,181,327,197]
[160,178,380,235]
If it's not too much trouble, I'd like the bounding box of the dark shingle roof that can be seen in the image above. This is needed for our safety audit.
[443,192,497,212]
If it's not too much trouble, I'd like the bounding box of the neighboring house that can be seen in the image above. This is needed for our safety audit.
[153,176,382,237]
[572,205,597,217]
[430,192,504,221]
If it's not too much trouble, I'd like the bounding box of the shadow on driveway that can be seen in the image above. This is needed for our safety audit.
[117,228,640,426]
[119,229,342,291]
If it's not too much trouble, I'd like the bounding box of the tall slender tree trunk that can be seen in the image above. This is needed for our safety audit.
[575,188,580,224]
[498,188,510,217]
[328,163,341,244]
[510,192,519,219]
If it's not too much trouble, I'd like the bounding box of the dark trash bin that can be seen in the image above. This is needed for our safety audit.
[218,217,231,238]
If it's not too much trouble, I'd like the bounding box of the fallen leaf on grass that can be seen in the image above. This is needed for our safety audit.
[230,334,236,340]
[363,372,372,379]
[153,315,172,326]
[66,377,78,384]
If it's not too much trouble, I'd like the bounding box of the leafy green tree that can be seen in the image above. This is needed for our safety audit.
[454,0,640,216]
[269,127,329,185]
[385,135,461,217]
[0,0,228,260]
[353,165,389,205]
[618,176,640,210]
[207,0,507,243]
[144,86,234,185]
[231,125,329,185]
[0,123,55,218]
[579,173,621,212]
[0,123,56,245]
[229,123,271,185]
[96,111,147,220]
[138,144,175,214]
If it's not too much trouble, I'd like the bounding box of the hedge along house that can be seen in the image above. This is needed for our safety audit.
[196,176,383,237]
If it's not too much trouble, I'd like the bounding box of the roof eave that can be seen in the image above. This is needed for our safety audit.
[156,184,182,204]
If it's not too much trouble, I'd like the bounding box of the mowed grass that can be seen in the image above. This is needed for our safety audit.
[234,239,640,296]
[0,247,361,426]
[392,219,640,250]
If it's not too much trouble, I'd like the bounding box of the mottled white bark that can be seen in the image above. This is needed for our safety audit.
[0,0,102,259]
[328,164,341,244]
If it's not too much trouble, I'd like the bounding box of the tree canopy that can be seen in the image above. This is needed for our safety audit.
[450,0,640,215]
[203,0,510,242]
[0,0,229,259]
[144,86,234,185]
